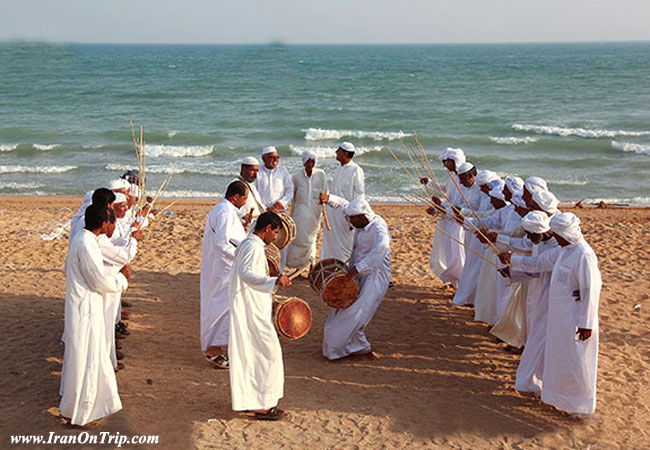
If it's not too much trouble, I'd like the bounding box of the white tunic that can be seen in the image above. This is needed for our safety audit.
[233,176,265,221]
[200,199,247,350]
[322,195,391,360]
[320,161,365,262]
[69,190,93,241]
[255,165,294,211]
[59,229,128,426]
[287,168,328,268]
[228,235,283,411]
[512,239,601,414]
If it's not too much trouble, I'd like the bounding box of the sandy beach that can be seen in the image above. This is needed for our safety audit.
[1,196,649,449]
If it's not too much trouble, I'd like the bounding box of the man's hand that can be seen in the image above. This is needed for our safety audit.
[452,211,465,225]
[573,289,581,301]
[346,266,359,280]
[275,275,291,288]
[426,206,438,216]
[319,192,330,205]
[577,328,592,341]
[132,220,142,230]
[242,209,254,225]
[146,196,154,203]
[131,230,144,242]
[475,228,489,243]
[431,196,442,206]
[120,265,132,279]
[498,267,510,279]
[485,232,498,243]
[420,177,429,185]
[269,202,284,213]
[499,252,511,265]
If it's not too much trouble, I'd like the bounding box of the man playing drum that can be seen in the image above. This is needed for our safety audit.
[318,193,391,360]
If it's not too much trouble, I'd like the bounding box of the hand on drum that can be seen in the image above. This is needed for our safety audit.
[498,252,511,265]
[275,275,292,288]
[319,192,329,204]
[345,266,359,280]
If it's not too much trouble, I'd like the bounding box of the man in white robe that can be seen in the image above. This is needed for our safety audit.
[320,142,365,262]
[233,156,265,227]
[60,204,130,427]
[229,212,291,420]
[319,195,391,360]
[69,179,130,241]
[287,150,328,269]
[522,176,548,209]
[509,212,601,415]
[200,181,249,368]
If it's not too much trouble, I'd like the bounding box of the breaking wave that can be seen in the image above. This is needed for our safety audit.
[0,144,18,152]
[512,124,650,139]
[288,144,383,158]
[489,136,539,145]
[33,144,61,150]
[611,141,650,156]
[146,144,214,158]
[0,181,47,189]
[304,128,410,141]
[0,165,77,174]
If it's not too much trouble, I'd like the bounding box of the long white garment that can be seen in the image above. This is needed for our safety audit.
[200,199,247,351]
[322,195,391,360]
[228,235,283,411]
[286,168,328,268]
[255,165,294,210]
[320,161,364,261]
[512,240,601,414]
[429,176,466,287]
[98,233,138,368]
[59,230,128,426]
[453,184,491,305]
[233,175,265,220]
[69,190,93,241]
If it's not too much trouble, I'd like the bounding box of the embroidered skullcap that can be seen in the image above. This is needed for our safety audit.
[476,170,499,186]
[113,193,128,204]
[106,179,126,190]
[339,142,355,152]
[521,211,551,234]
[550,212,583,244]
[457,162,474,175]
[241,156,259,166]
[262,146,278,155]
[532,190,560,215]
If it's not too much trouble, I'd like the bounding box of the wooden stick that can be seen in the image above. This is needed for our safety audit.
[432,221,503,271]
[287,263,312,280]
[321,196,332,231]
[157,191,193,215]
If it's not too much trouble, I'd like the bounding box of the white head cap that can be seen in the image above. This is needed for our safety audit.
[550,212,583,244]
[521,211,551,234]
[262,146,278,155]
[532,190,560,215]
[106,179,127,191]
[345,198,375,221]
[339,142,355,152]
[476,170,499,186]
[457,162,474,175]
[511,190,527,208]
[114,193,128,204]
[525,176,548,194]
[489,180,507,201]
[505,176,524,194]
[441,147,466,166]
[241,156,260,166]
[302,150,318,165]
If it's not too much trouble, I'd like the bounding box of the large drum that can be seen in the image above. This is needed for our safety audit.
[265,243,281,277]
[273,296,312,340]
[271,213,296,250]
[308,259,359,309]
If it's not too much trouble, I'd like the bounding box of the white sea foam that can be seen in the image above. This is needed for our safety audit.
[41,220,70,241]
[289,144,383,158]
[0,165,77,174]
[0,181,46,190]
[512,124,650,139]
[304,128,411,141]
[611,141,650,155]
[489,136,539,145]
[33,144,61,151]
[546,179,589,186]
[582,197,650,206]
[146,144,214,158]
[0,144,18,152]
[168,130,178,138]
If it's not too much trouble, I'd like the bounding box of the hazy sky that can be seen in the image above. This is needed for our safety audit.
[2,0,649,44]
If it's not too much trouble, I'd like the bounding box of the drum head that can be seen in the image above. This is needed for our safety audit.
[265,244,281,277]
[275,298,312,340]
[322,274,359,309]
[308,258,346,292]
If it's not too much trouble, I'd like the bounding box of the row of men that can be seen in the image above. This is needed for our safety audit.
[426,147,601,417]
[200,143,391,420]
[60,173,154,427]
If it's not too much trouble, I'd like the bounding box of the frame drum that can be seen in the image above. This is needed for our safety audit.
[271,213,296,250]
[308,259,359,309]
[265,243,281,277]
[273,296,312,340]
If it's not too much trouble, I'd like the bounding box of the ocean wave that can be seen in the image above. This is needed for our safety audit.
[0,144,18,152]
[304,128,411,141]
[611,141,650,155]
[546,179,589,186]
[512,124,650,139]
[168,130,178,138]
[489,136,539,145]
[0,181,47,190]
[146,144,214,158]
[289,144,383,158]
[0,165,77,174]
[105,163,234,176]
[582,197,650,206]
[33,144,61,150]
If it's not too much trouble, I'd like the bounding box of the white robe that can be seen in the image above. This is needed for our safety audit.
[286,168,328,268]
[200,199,247,350]
[59,229,128,426]
[233,176,265,221]
[512,239,601,414]
[429,176,466,288]
[69,190,93,241]
[255,165,294,211]
[320,161,364,262]
[98,233,138,368]
[322,196,391,360]
[228,235,283,411]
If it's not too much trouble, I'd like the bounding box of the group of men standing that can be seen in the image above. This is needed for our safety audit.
[200,142,391,420]
[60,172,153,427]
[427,147,602,417]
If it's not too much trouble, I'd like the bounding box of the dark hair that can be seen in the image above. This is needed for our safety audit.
[255,211,282,232]
[468,167,477,176]
[225,180,248,199]
[345,150,354,159]
[108,208,116,224]
[92,188,116,206]
[121,169,140,184]
[85,204,110,230]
